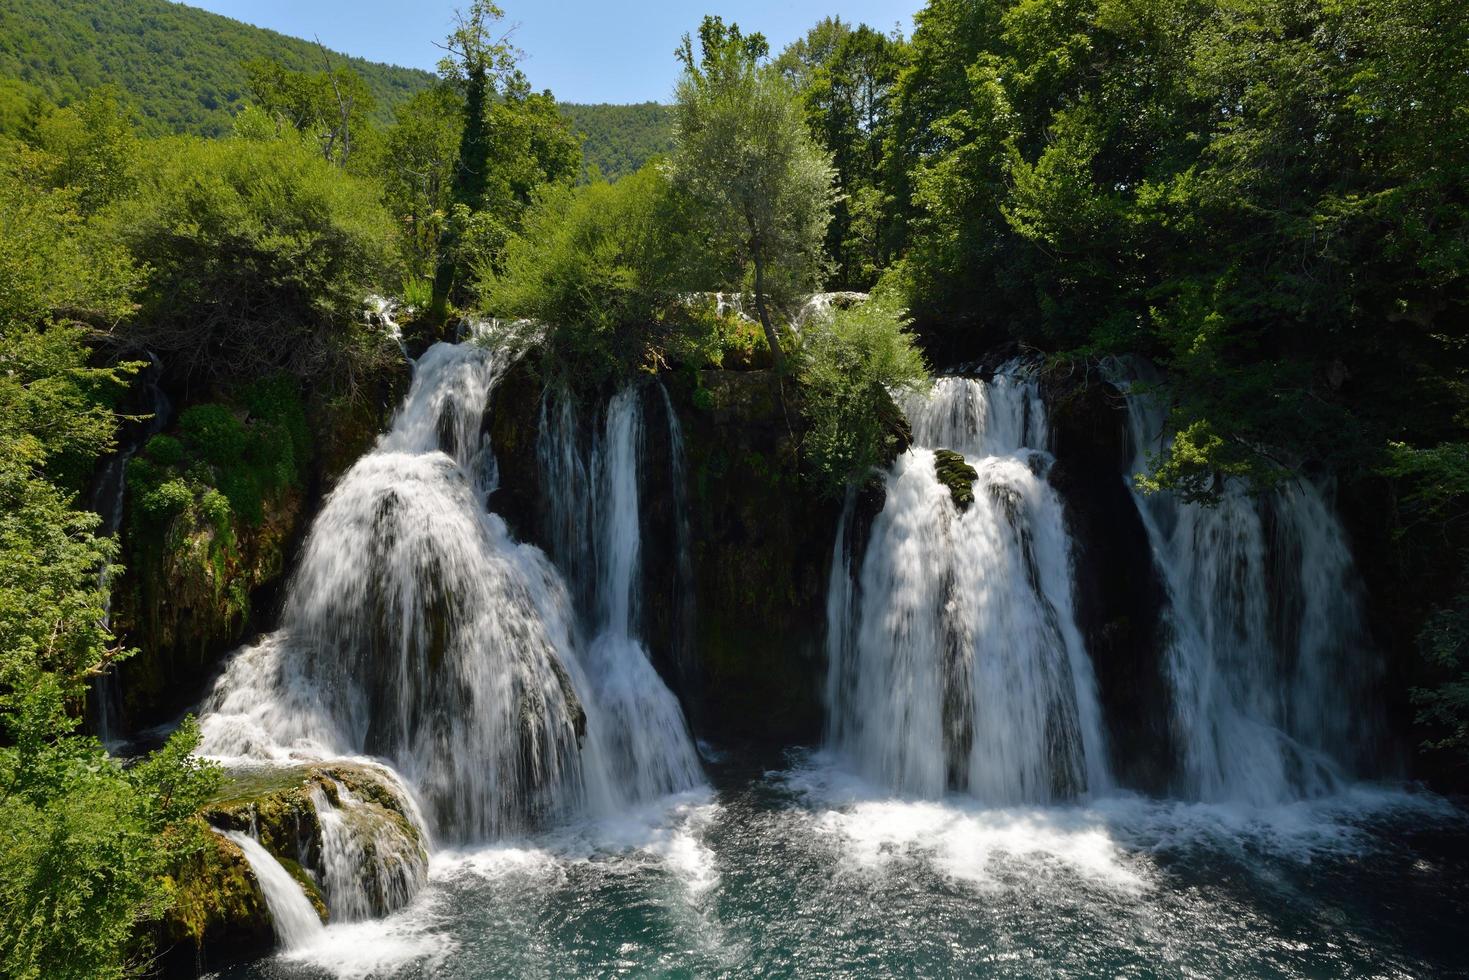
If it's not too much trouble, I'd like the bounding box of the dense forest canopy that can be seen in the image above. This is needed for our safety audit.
[1,0,1468,974]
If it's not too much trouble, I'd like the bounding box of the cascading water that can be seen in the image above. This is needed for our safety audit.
[222,830,325,949]
[539,385,703,806]
[200,342,591,840]
[307,775,428,922]
[1113,368,1379,804]
[200,339,700,859]
[89,352,171,749]
[826,372,1110,803]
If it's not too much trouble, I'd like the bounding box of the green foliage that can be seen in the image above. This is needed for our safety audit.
[0,719,220,980]
[0,146,221,974]
[559,103,674,182]
[373,86,464,283]
[779,19,905,288]
[244,58,377,167]
[1412,580,1469,762]
[874,0,1468,502]
[429,3,583,319]
[799,293,929,492]
[0,0,433,137]
[670,15,838,368]
[116,132,397,383]
[133,378,308,530]
[30,87,141,214]
[482,163,722,386]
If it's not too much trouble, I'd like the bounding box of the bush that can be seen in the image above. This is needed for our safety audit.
[113,133,398,384]
[799,292,928,493]
[480,162,728,387]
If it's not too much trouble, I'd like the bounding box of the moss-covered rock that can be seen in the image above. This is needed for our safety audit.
[933,449,978,511]
[155,828,273,975]
[200,762,428,922]
[663,369,844,747]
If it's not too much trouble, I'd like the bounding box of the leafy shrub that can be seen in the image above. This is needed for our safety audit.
[799,292,928,493]
[480,162,728,387]
[114,133,398,384]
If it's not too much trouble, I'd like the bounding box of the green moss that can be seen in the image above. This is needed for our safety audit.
[933,449,978,511]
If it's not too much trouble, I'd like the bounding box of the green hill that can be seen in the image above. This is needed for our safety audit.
[0,0,436,135]
[559,102,674,181]
[0,0,672,177]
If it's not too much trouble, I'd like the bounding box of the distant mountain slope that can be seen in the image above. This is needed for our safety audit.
[559,102,674,181]
[0,0,435,135]
[0,0,672,178]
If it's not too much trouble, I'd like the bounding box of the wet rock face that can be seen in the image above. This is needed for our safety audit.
[663,370,841,748]
[200,762,428,918]
[155,830,276,977]
[1042,366,1175,794]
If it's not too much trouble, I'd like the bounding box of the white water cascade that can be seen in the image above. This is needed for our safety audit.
[221,830,325,950]
[199,341,700,851]
[826,372,1111,803]
[539,385,703,808]
[1114,371,1377,804]
[307,775,428,922]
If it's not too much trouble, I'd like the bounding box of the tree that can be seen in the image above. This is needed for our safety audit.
[783,22,905,287]
[374,85,464,288]
[669,15,836,371]
[428,1,519,322]
[243,56,376,166]
[0,145,219,978]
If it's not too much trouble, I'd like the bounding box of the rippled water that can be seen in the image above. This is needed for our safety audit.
[216,753,1467,979]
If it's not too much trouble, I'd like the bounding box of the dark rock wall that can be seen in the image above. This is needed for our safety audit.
[1042,366,1176,795]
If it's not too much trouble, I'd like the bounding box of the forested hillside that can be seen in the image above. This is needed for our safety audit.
[0,0,670,176]
[0,0,435,134]
[559,102,674,179]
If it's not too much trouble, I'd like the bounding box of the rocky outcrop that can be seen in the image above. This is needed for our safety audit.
[661,369,842,747]
[201,763,428,919]
[111,485,304,730]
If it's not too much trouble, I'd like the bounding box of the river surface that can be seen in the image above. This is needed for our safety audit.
[216,751,1467,979]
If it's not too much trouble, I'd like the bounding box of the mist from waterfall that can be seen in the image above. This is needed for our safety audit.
[198,341,700,852]
[1113,368,1380,804]
[825,372,1111,803]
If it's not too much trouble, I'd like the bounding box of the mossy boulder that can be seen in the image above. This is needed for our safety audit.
[933,449,978,511]
[155,829,274,975]
[201,762,428,921]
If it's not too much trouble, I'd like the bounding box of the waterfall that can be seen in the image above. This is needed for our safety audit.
[1114,371,1378,803]
[90,352,171,749]
[540,385,703,809]
[826,373,1111,803]
[200,340,700,851]
[221,830,324,949]
[307,776,428,922]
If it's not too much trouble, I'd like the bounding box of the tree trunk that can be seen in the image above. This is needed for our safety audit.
[751,252,787,372]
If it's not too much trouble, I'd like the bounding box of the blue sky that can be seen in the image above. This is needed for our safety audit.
[187,1,923,104]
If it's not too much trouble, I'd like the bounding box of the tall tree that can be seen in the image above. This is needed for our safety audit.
[669,15,836,370]
[428,1,518,323]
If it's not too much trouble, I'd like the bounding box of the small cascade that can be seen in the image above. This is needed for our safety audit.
[367,295,414,374]
[89,352,171,749]
[826,372,1110,803]
[307,776,428,921]
[221,830,324,949]
[1113,370,1378,803]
